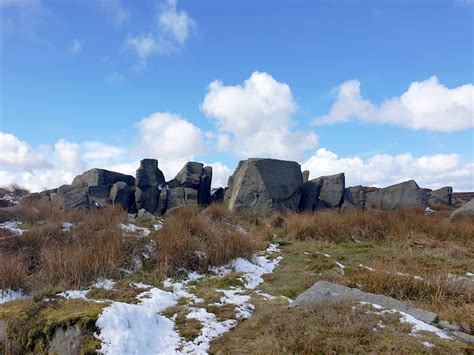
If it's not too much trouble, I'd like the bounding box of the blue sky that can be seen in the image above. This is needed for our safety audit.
[1,0,473,191]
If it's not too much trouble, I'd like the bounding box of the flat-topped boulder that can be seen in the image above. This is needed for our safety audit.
[365,180,428,210]
[341,185,367,210]
[224,158,303,216]
[167,162,213,206]
[71,168,135,188]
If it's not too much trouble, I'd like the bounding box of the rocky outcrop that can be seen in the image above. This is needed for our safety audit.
[71,168,135,188]
[299,173,345,211]
[365,180,428,210]
[167,162,213,206]
[211,187,226,204]
[56,185,89,210]
[292,281,438,325]
[160,187,198,214]
[302,170,310,183]
[224,158,303,216]
[428,186,453,207]
[341,185,367,210]
[135,159,166,214]
[450,199,474,220]
[110,182,136,213]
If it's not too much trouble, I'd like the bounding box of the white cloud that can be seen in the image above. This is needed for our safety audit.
[0,132,50,170]
[201,71,318,160]
[158,0,194,44]
[124,0,194,66]
[302,148,474,191]
[206,161,232,188]
[313,76,474,132]
[136,112,205,161]
[99,0,129,27]
[68,39,83,54]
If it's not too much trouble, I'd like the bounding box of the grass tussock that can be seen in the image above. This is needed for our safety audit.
[147,206,265,276]
[284,208,474,256]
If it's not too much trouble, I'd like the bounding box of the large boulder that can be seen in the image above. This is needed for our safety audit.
[450,199,474,220]
[71,168,135,188]
[56,185,89,210]
[88,185,111,208]
[365,180,428,210]
[428,186,453,207]
[110,182,136,213]
[224,158,303,216]
[299,173,345,211]
[167,162,213,206]
[160,187,198,214]
[341,185,366,210]
[135,159,166,214]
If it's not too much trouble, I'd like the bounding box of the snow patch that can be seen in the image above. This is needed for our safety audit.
[120,223,151,237]
[0,289,28,304]
[0,221,24,236]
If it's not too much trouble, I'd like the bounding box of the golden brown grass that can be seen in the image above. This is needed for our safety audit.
[284,208,474,257]
[147,206,264,276]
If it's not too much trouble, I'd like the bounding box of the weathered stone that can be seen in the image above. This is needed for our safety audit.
[341,185,366,210]
[299,179,322,212]
[428,186,453,207]
[292,281,438,325]
[57,185,89,210]
[72,168,135,188]
[211,187,226,204]
[135,159,166,213]
[365,180,428,210]
[110,182,136,213]
[136,159,166,188]
[48,324,84,355]
[168,162,204,189]
[449,199,474,221]
[198,166,212,206]
[163,187,198,214]
[136,208,156,220]
[88,185,111,208]
[302,170,310,183]
[224,158,303,216]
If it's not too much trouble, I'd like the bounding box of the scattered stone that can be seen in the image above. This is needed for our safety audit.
[449,199,474,221]
[224,158,303,216]
[48,324,85,355]
[136,208,156,221]
[292,281,438,325]
[72,168,135,188]
[365,180,428,210]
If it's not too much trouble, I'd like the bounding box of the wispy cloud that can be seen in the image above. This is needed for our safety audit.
[98,0,129,27]
[68,39,83,54]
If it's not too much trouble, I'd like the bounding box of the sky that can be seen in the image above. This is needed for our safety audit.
[0,0,473,192]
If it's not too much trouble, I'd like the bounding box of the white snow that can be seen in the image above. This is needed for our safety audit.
[323,253,331,258]
[255,290,276,300]
[58,289,90,299]
[153,223,163,230]
[120,223,151,237]
[62,222,74,231]
[0,221,24,236]
[0,289,28,304]
[423,341,435,348]
[94,278,116,290]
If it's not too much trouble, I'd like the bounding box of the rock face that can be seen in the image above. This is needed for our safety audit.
[110,182,136,213]
[88,185,111,208]
[299,173,345,211]
[211,187,226,204]
[160,187,198,214]
[224,158,303,216]
[292,281,438,325]
[167,162,213,206]
[428,186,453,207]
[48,324,85,355]
[365,180,428,210]
[302,170,310,183]
[450,199,474,220]
[341,185,366,210]
[56,185,89,210]
[135,159,166,214]
[71,168,135,188]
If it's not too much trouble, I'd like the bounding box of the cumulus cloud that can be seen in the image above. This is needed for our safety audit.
[313,76,474,132]
[302,148,474,191]
[124,0,194,66]
[206,161,232,188]
[136,112,205,161]
[201,71,318,160]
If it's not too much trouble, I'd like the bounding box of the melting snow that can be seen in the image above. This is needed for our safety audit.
[58,289,90,300]
[0,221,24,236]
[62,222,74,232]
[0,289,28,304]
[120,223,151,237]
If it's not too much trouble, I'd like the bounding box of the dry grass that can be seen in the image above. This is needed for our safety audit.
[147,206,264,276]
[211,300,470,354]
[284,208,474,257]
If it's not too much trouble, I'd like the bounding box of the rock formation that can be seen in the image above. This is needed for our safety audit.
[450,199,474,220]
[365,180,428,210]
[299,173,345,211]
[224,158,303,216]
